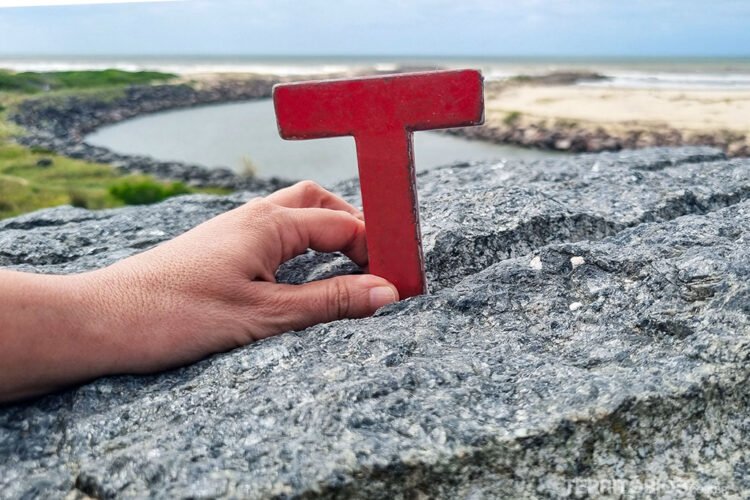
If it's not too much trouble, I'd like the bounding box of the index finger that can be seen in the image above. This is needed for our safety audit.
[270,206,369,269]
[265,181,363,219]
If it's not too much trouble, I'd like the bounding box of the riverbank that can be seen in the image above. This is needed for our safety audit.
[11,77,288,191]
[448,77,750,156]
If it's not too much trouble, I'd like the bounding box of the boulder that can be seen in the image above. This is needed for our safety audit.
[1,147,749,498]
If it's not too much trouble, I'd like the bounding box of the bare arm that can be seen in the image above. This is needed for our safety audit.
[0,182,399,402]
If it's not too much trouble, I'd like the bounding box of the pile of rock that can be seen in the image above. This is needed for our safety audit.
[448,120,750,157]
[1,147,748,497]
[12,79,278,140]
[506,71,607,86]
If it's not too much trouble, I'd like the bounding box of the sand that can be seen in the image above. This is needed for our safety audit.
[485,85,750,134]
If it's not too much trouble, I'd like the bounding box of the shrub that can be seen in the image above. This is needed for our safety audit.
[503,111,522,126]
[240,156,258,178]
[67,189,90,208]
[109,177,191,205]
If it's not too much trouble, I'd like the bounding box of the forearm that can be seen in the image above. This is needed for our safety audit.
[0,270,119,402]
[0,182,397,404]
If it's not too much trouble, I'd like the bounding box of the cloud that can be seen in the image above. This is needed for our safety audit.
[0,0,182,7]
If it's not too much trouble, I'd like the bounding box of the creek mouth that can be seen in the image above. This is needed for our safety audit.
[85,99,559,186]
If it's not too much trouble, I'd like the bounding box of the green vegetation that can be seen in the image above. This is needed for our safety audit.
[0,69,175,93]
[0,140,119,218]
[0,69,226,220]
[503,110,522,126]
[0,140,208,219]
[109,177,191,205]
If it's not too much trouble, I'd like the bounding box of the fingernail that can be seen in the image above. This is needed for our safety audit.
[369,286,397,309]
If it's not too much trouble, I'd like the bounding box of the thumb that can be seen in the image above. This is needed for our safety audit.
[270,274,399,331]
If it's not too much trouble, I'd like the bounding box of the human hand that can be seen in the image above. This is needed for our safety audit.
[76,181,399,375]
[2,181,399,401]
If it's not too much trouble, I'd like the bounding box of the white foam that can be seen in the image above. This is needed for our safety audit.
[579,70,750,90]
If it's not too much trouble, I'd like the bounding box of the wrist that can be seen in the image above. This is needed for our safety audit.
[73,263,196,375]
[0,270,126,401]
[66,269,135,376]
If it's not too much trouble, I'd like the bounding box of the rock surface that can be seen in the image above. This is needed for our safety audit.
[1,147,749,498]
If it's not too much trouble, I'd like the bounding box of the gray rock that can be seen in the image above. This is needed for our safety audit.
[1,147,749,498]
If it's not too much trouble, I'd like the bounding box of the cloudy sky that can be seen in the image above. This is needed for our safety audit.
[0,0,747,57]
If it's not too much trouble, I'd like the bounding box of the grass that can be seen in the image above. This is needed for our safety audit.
[0,69,175,93]
[0,69,228,220]
[0,142,121,218]
[0,131,229,220]
[0,140,205,219]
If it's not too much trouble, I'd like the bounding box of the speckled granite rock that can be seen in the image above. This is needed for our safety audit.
[1,147,749,498]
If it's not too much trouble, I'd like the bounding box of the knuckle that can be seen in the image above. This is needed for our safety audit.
[234,199,290,262]
[296,179,322,193]
[242,197,276,219]
[249,197,275,211]
[296,180,326,204]
[244,198,284,226]
[327,278,351,319]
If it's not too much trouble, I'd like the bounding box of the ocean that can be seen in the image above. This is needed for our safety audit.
[2,55,750,89]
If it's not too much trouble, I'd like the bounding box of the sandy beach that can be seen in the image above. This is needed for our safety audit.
[486,84,750,134]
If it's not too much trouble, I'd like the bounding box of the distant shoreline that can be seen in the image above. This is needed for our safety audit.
[4,55,750,89]
[8,67,750,193]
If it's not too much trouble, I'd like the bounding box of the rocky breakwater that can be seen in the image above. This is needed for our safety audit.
[449,118,750,157]
[1,147,749,497]
[11,78,291,191]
